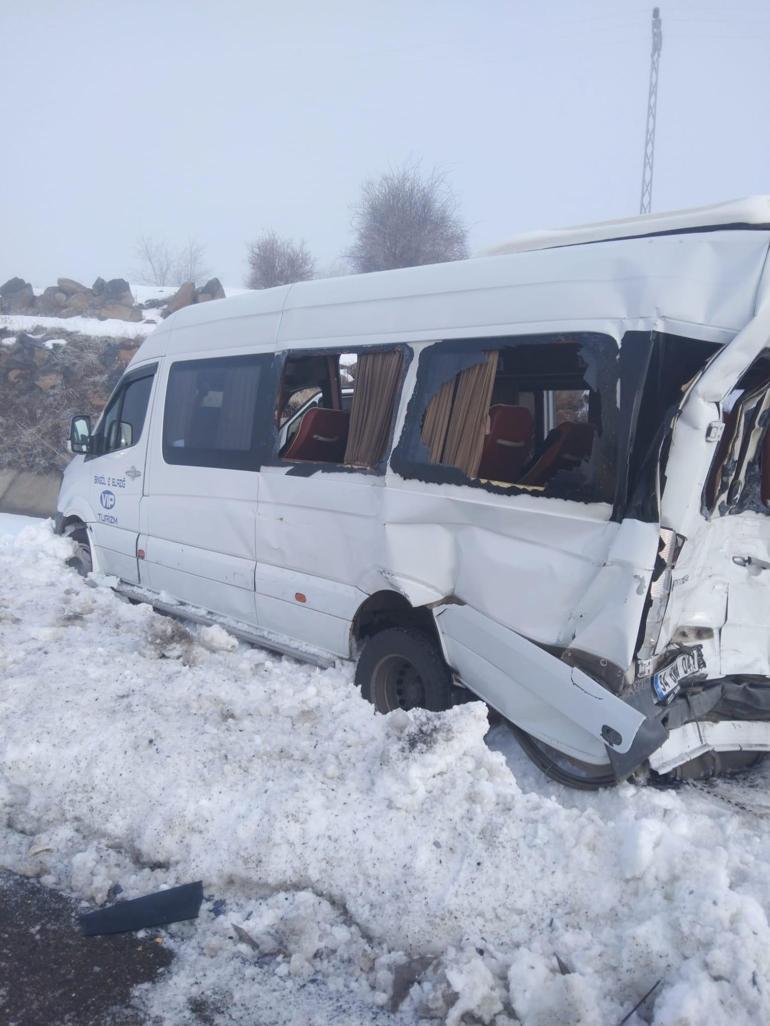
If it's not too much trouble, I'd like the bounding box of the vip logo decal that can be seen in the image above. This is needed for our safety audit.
[99,489,116,510]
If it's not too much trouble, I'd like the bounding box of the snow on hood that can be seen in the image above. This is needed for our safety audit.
[1,519,770,1024]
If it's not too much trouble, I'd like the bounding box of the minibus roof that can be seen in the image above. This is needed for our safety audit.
[484,195,770,256]
[134,197,770,364]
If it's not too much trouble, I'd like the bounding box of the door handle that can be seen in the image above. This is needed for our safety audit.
[732,555,770,571]
[126,466,142,480]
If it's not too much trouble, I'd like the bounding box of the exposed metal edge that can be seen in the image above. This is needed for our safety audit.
[648,720,770,775]
[115,583,337,668]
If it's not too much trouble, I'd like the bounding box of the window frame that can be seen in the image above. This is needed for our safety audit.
[161,353,273,471]
[266,343,412,476]
[86,363,157,461]
[390,333,621,505]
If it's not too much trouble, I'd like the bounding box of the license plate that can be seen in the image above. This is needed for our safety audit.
[652,648,705,703]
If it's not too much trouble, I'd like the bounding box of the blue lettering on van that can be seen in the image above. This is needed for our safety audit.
[100,489,116,510]
[97,513,118,525]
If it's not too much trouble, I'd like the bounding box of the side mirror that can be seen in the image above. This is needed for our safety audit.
[70,414,92,454]
[118,421,133,448]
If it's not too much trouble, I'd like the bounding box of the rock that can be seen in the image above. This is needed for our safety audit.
[94,304,142,322]
[0,277,30,297]
[101,278,133,306]
[36,372,63,391]
[37,287,68,314]
[162,282,195,318]
[116,346,136,367]
[92,277,106,295]
[57,278,90,296]
[7,368,29,384]
[195,278,225,303]
[61,292,91,316]
[0,278,36,314]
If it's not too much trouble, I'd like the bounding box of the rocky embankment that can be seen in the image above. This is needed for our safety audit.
[0,273,227,514]
[0,274,225,322]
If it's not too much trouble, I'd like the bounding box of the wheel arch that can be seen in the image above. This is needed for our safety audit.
[350,589,441,654]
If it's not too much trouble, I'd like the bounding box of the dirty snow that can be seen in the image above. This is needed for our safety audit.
[1,517,770,1025]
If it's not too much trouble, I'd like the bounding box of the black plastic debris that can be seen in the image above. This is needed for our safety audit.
[79,881,204,937]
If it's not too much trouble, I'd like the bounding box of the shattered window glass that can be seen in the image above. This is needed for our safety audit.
[394,333,619,503]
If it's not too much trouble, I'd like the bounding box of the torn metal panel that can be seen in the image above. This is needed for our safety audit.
[435,604,647,764]
[649,721,770,775]
[565,517,659,674]
[661,297,770,536]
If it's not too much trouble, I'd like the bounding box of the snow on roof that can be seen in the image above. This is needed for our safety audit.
[484,195,770,256]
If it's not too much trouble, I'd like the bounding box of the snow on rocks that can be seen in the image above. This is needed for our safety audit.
[1,518,770,1024]
[0,312,157,339]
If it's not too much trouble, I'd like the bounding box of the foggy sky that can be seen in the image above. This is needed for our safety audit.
[3,0,770,289]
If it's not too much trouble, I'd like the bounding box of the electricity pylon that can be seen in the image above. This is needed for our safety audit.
[639,7,663,215]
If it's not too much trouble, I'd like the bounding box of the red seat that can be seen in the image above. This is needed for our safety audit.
[478,405,534,482]
[519,421,595,487]
[282,408,349,463]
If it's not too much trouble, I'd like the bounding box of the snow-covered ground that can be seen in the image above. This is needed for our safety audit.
[0,283,250,342]
[0,312,158,339]
[2,516,770,1025]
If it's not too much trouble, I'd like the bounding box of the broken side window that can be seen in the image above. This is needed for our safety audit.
[626,333,721,509]
[276,347,405,469]
[393,333,618,503]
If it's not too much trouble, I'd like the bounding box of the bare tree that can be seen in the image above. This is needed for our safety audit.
[246,231,315,289]
[348,163,468,273]
[134,237,174,286]
[172,238,210,286]
[134,236,210,286]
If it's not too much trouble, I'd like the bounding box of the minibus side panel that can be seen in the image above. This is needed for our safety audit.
[255,470,388,658]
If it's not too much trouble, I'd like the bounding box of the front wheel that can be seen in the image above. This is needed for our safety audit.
[511,725,617,790]
[64,523,93,577]
[355,627,455,713]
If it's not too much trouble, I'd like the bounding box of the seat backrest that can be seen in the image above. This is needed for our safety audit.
[519,421,595,487]
[478,404,534,483]
[282,408,349,463]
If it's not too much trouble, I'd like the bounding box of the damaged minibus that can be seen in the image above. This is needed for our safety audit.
[56,197,770,788]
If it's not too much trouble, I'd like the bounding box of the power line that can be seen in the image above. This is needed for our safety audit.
[639,7,663,215]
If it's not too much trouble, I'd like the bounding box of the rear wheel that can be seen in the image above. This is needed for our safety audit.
[64,523,93,577]
[512,725,617,790]
[355,627,455,713]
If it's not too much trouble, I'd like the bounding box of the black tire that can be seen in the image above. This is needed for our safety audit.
[511,724,617,790]
[64,524,93,577]
[355,627,455,713]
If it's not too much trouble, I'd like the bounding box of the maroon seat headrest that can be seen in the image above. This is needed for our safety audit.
[519,420,596,487]
[282,408,349,463]
[478,404,534,483]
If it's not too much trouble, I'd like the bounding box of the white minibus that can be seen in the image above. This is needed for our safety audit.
[57,197,770,787]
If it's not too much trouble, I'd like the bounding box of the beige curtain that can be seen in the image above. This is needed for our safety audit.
[420,377,456,463]
[344,349,403,466]
[420,351,498,477]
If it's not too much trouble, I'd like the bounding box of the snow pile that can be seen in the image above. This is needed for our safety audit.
[1,519,770,1024]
